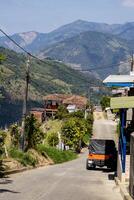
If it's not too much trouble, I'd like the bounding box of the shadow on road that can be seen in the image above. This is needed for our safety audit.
[0,177,19,194]
[87,167,117,181]
[0,189,20,194]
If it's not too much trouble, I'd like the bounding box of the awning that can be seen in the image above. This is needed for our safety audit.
[103,75,134,87]
[111,96,134,109]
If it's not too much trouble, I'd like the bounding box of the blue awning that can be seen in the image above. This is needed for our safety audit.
[103,75,134,88]
[105,82,134,87]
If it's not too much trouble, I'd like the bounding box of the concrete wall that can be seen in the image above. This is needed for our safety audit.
[129,133,134,199]
[117,154,126,182]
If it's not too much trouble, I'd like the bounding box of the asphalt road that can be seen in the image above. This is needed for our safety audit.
[0,112,122,200]
[93,111,117,140]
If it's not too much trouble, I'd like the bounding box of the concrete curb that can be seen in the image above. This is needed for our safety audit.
[5,163,53,176]
[115,177,133,200]
[5,167,33,175]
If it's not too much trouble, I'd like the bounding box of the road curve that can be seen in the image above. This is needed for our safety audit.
[0,151,122,200]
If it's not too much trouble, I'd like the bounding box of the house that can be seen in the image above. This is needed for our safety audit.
[44,94,88,118]
[30,108,45,123]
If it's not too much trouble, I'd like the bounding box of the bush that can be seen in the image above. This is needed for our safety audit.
[0,130,6,157]
[9,148,37,167]
[25,114,45,150]
[61,117,87,151]
[10,124,20,148]
[100,96,110,110]
[55,105,68,120]
[37,145,77,164]
[46,132,59,147]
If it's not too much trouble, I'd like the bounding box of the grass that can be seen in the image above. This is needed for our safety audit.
[83,133,91,145]
[9,148,38,167]
[37,145,77,164]
[41,120,62,134]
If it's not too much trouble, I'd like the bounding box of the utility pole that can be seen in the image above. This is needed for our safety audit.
[131,54,134,72]
[21,57,30,151]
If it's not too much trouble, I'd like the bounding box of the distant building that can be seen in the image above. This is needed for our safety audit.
[67,105,76,113]
[44,94,88,118]
[30,108,45,123]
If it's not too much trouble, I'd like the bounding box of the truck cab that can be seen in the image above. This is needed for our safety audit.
[86,139,117,170]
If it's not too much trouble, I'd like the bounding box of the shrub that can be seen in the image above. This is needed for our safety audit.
[61,117,87,152]
[100,96,110,110]
[37,145,77,164]
[55,105,68,120]
[10,124,20,148]
[9,148,37,167]
[46,132,59,147]
[0,130,6,157]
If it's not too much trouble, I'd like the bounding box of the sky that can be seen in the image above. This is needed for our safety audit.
[1,0,134,35]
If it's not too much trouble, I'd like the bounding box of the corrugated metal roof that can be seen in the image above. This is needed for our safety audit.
[103,75,134,83]
[103,75,134,87]
[111,96,134,109]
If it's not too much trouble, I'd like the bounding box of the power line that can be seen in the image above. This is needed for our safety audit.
[0,29,32,56]
[76,60,129,71]
[0,28,130,72]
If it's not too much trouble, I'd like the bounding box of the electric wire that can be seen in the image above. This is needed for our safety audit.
[0,28,130,72]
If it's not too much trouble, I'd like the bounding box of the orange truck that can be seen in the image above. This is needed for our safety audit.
[86,139,117,170]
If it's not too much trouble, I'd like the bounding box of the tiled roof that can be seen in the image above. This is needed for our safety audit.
[44,94,88,107]
[44,94,72,101]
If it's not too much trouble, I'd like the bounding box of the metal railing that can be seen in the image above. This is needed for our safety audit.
[119,126,126,173]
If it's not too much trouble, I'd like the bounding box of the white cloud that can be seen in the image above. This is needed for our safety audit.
[122,0,134,7]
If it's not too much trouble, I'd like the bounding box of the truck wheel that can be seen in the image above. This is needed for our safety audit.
[86,160,90,170]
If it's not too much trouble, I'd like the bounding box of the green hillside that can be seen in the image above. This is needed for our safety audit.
[41,31,131,79]
[0,47,103,127]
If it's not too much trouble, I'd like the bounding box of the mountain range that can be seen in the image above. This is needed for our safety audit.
[0,20,133,78]
[1,20,134,52]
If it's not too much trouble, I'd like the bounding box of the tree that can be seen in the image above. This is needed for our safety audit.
[100,96,110,110]
[55,105,68,120]
[25,114,44,150]
[61,117,87,152]
[69,110,85,119]
[10,124,20,148]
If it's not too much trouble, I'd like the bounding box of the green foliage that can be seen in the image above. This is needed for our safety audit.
[61,111,93,149]
[37,145,77,164]
[117,122,120,136]
[46,132,59,147]
[0,130,6,177]
[9,148,37,167]
[100,96,110,110]
[25,114,44,150]
[69,110,85,118]
[62,117,87,151]
[55,105,68,120]
[10,124,20,148]
[0,130,6,157]
[0,53,6,64]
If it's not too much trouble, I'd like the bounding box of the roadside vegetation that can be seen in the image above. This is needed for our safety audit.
[100,96,110,110]
[0,103,93,174]
[37,145,77,164]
